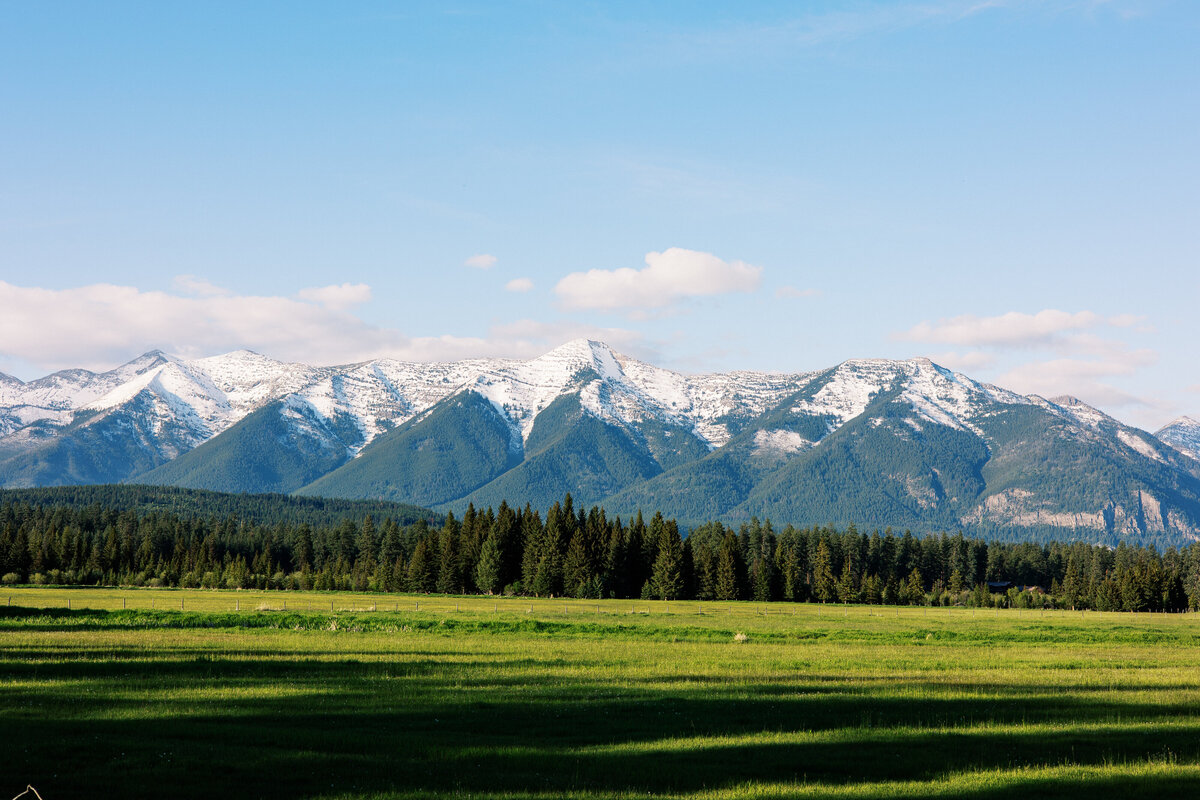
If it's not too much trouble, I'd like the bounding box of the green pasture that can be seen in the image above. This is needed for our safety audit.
[2,588,1199,799]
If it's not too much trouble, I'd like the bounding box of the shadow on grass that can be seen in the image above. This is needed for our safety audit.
[3,612,1200,799]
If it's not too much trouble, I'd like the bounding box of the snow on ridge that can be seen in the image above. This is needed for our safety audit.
[1047,395,1115,433]
[785,357,1031,440]
[792,359,904,425]
[83,364,167,411]
[1117,430,1167,464]
[753,429,812,456]
[0,345,1170,471]
[1155,416,1200,461]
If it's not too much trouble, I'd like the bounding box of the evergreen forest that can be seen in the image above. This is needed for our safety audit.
[2,487,1197,612]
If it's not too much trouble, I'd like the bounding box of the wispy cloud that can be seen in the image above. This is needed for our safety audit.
[0,279,650,375]
[898,309,1136,349]
[464,254,497,269]
[554,247,762,314]
[638,0,1151,65]
[172,275,231,298]
[899,307,1160,418]
[296,283,373,311]
[775,286,820,299]
[997,351,1158,410]
[505,278,534,293]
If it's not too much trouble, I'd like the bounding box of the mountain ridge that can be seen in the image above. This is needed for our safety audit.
[1,341,1197,547]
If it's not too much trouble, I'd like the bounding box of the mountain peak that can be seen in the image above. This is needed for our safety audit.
[534,339,623,379]
[543,338,610,357]
[1050,394,1087,406]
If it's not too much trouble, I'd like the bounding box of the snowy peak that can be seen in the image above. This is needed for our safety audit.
[785,357,1025,437]
[1157,416,1200,462]
[524,338,626,384]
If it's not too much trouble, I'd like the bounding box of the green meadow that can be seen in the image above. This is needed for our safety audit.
[2,588,1199,799]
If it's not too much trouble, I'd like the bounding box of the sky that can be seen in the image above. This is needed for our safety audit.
[0,1,1196,431]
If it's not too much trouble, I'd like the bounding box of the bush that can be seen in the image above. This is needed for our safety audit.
[1,572,20,585]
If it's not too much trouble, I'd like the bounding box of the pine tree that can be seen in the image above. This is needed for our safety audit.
[835,562,857,603]
[436,512,461,594]
[605,522,628,598]
[406,538,435,593]
[563,531,595,598]
[476,530,504,595]
[903,568,924,605]
[811,539,835,602]
[715,531,740,601]
[531,506,566,597]
[356,516,377,569]
[650,521,683,600]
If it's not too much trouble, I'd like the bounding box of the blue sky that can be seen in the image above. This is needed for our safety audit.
[1,1,1196,430]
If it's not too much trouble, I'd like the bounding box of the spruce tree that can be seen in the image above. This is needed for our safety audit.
[406,538,435,593]
[650,521,683,600]
[436,513,461,594]
[811,539,835,602]
[715,531,740,601]
[475,530,504,595]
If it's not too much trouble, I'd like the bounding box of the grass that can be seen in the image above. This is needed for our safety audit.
[1,588,1199,799]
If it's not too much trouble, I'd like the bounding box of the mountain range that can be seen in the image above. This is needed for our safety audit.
[2,340,1199,547]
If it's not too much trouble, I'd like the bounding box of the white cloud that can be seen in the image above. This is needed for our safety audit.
[0,280,652,376]
[296,282,372,311]
[173,275,231,297]
[554,247,762,312]
[897,308,1167,424]
[505,278,534,293]
[899,309,1121,348]
[775,286,819,299]
[464,254,497,269]
[0,280,404,372]
[649,0,1142,64]
[371,320,653,365]
[997,352,1158,410]
[927,350,997,372]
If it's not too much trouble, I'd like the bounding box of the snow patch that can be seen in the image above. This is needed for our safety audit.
[753,428,812,455]
[1117,430,1166,464]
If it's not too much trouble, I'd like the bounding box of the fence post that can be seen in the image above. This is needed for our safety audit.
[123,597,126,610]
[67,598,70,610]
[236,599,239,612]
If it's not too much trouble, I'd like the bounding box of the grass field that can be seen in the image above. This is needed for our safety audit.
[2,588,1199,799]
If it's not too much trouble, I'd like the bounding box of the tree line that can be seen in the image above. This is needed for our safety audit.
[2,494,1198,611]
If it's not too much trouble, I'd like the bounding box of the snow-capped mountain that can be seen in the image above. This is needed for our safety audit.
[2,341,1198,546]
[1157,417,1200,463]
